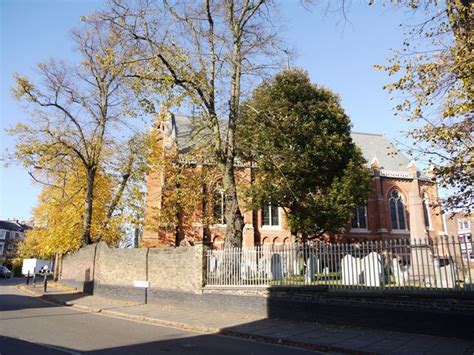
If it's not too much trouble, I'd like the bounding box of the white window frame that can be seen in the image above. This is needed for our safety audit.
[211,187,226,227]
[422,194,432,231]
[0,230,5,240]
[0,242,4,255]
[261,204,281,230]
[458,219,471,232]
[350,206,369,232]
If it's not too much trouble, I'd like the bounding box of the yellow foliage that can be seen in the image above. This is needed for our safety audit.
[375,0,473,211]
[18,168,122,259]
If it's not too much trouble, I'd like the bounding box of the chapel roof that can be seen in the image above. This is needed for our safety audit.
[167,114,428,179]
[351,132,410,171]
[173,114,198,153]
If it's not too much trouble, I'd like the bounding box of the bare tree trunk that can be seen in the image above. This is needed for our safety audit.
[223,161,245,248]
[92,0,273,249]
[134,226,140,248]
[223,11,245,248]
[101,153,134,233]
[53,253,60,281]
[82,166,96,245]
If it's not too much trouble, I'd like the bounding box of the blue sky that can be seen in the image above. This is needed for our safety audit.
[1,1,419,221]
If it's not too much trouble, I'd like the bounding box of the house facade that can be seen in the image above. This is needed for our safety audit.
[142,113,445,248]
[444,212,473,262]
[0,219,31,265]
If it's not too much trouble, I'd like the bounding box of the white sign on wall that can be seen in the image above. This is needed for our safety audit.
[133,280,149,288]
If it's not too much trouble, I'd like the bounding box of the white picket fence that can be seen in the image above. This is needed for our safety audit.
[206,237,474,292]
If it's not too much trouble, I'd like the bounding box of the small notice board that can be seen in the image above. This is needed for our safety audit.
[133,280,149,288]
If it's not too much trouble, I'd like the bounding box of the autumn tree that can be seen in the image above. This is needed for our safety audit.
[373,0,473,212]
[17,165,122,259]
[239,69,372,240]
[88,0,283,247]
[8,21,146,246]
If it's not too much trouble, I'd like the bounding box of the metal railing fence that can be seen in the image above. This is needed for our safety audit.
[206,237,474,292]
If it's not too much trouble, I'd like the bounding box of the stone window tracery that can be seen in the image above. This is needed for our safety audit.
[389,190,407,230]
[422,193,431,229]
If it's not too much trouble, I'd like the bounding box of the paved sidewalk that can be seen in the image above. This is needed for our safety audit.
[18,282,474,354]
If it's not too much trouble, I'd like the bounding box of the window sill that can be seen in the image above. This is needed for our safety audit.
[261,225,282,231]
[210,224,227,228]
[349,228,369,233]
[391,229,409,234]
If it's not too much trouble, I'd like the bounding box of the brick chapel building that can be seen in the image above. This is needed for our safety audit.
[142,113,445,248]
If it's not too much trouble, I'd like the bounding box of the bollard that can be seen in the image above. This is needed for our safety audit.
[32,272,36,287]
[43,273,48,292]
[26,271,30,285]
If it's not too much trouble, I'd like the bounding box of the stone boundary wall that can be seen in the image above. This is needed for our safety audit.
[60,242,205,295]
[60,243,98,283]
[148,246,205,292]
[59,242,474,339]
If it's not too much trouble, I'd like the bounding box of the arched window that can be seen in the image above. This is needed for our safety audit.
[213,184,226,225]
[422,193,431,229]
[389,190,407,230]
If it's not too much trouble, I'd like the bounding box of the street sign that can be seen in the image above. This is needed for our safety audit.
[133,280,149,288]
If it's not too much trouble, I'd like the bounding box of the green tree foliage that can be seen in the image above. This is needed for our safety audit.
[239,69,372,239]
[374,0,473,212]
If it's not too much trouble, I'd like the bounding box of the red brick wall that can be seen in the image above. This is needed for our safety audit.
[143,128,445,247]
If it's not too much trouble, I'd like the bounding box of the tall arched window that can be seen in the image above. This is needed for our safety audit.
[213,184,226,225]
[422,193,431,229]
[389,190,406,230]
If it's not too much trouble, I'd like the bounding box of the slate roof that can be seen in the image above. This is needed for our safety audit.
[173,114,201,154]
[173,114,224,155]
[0,220,32,232]
[350,132,411,172]
[168,114,422,177]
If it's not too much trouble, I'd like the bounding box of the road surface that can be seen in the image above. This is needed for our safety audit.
[0,278,318,354]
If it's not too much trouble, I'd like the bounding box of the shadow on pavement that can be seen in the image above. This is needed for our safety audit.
[0,336,72,355]
[39,291,89,305]
[0,333,314,355]
[86,336,316,354]
[5,277,474,353]
[0,294,59,311]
